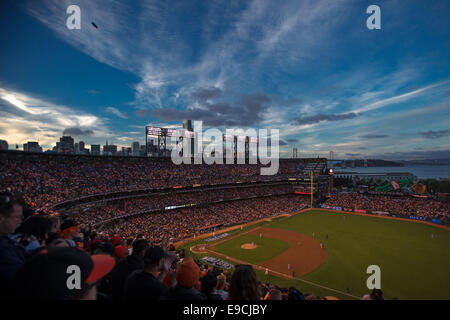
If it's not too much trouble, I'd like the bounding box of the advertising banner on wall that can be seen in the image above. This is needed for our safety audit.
[408,215,427,221]
[431,218,441,224]
[373,211,390,216]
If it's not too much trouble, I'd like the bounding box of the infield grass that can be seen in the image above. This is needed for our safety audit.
[213,234,290,264]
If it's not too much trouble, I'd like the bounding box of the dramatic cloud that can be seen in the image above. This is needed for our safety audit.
[260,137,287,147]
[191,87,223,102]
[419,130,450,139]
[106,106,128,119]
[360,134,389,139]
[207,102,233,115]
[294,112,358,125]
[152,93,271,127]
[352,82,447,114]
[0,87,110,147]
[11,0,450,158]
[286,138,298,143]
[63,127,94,136]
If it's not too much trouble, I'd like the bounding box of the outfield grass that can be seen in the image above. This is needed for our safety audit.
[272,210,450,300]
[182,210,450,300]
[213,234,290,264]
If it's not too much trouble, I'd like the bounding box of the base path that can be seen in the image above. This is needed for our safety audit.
[246,227,326,277]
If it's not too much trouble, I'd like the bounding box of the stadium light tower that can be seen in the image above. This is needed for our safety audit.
[310,171,314,208]
[328,168,334,193]
[329,150,334,168]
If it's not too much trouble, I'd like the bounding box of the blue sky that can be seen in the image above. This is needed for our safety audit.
[0,0,449,159]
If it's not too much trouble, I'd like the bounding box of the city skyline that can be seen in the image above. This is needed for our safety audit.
[1,0,450,160]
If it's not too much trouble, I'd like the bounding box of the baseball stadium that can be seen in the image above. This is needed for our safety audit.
[1,150,449,300]
[1,0,450,305]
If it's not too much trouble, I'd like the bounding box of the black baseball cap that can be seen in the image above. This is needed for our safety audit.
[143,246,166,265]
[10,247,115,300]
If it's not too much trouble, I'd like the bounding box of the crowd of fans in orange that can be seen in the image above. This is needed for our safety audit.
[87,194,310,244]
[325,193,450,221]
[0,154,304,210]
[71,184,294,225]
[3,191,362,301]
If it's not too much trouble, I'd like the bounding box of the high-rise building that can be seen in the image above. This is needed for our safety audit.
[183,120,195,156]
[146,140,158,156]
[23,142,42,153]
[132,142,140,156]
[91,144,101,156]
[0,140,8,150]
[183,120,193,131]
[56,136,74,153]
[103,140,117,156]
[75,141,89,155]
[139,145,147,157]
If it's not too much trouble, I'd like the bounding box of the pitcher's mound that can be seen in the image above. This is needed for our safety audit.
[241,243,257,250]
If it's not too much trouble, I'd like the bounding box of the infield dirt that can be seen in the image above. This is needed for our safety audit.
[245,227,327,277]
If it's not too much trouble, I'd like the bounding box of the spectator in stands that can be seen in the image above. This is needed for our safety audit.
[228,265,260,300]
[97,242,115,256]
[45,232,69,248]
[114,245,128,260]
[48,216,61,233]
[94,241,116,298]
[124,246,174,300]
[110,235,123,247]
[9,247,115,300]
[216,273,229,299]
[59,219,81,247]
[268,288,282,300]
[160,257,205,300]
[10,215,52,253]
[288,286,305,300]
[110,239,149,300]
[201,271,223,300]
[0,192,27,291]
[87,231,100,250]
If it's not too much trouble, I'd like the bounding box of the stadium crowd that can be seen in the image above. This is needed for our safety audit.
[325,193,450,221]
[88,194,310,244]
[1,191,385,300]
[70,184,295,225]
[0,154,306,210]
